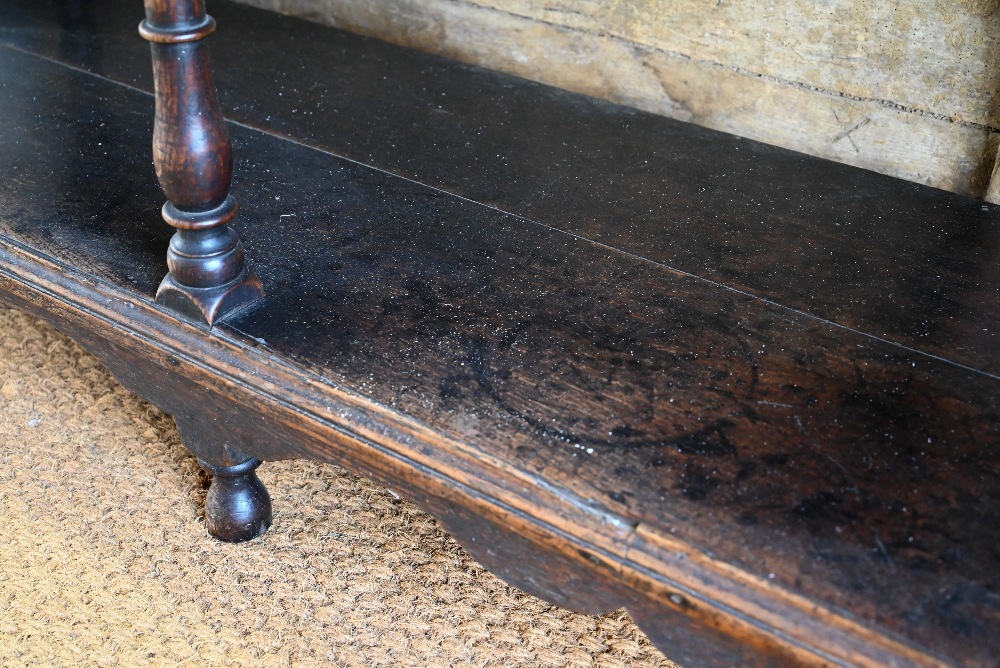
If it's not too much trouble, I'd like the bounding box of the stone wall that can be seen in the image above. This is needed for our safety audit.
[234,0,1000,197]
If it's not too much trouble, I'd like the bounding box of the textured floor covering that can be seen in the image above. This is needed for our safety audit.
[0,307,676,667]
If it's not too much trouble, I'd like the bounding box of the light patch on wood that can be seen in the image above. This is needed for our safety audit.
[234,0,999,196]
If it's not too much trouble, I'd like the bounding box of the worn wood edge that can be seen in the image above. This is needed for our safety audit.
[0,236,952,667]
[234,0,995,196]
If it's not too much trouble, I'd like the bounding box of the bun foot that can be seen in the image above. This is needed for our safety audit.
[199,457,272,542]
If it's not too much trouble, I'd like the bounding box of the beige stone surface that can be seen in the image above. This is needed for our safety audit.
[233,0,1000,196]
[465,0,1000,127]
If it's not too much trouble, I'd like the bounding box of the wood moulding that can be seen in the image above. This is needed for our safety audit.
[0,231,947,667]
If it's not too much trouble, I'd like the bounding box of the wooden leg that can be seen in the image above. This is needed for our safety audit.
[139,0,263,325]
[199,457,272,542]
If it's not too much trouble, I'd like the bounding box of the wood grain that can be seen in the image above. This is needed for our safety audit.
[1,43,998,664]
[2,0,997,376]
[0,215,956,668]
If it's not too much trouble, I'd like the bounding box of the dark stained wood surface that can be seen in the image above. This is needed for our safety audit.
[1,0,998,378]
[0,8,998,667]
[0,237,809,668]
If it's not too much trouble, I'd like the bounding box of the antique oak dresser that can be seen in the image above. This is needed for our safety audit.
[0,0,997,665]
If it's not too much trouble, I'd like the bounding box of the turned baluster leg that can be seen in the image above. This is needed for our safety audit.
[139,0,263,325]
[140,2,271,541]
